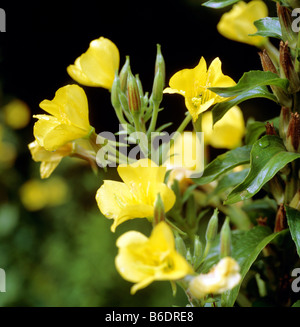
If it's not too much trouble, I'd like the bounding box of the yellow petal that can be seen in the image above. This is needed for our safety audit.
[202,106,245,149]
[68,37,120,90]
[217,0,268,47]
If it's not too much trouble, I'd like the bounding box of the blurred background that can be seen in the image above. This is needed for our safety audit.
[0,0,278,306]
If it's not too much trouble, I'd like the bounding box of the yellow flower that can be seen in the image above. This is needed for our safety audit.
[28,140,73,179]
[165,132,204,187]
[3,99,31,129]
[217,0,268,47]
[188,257,241,299]
[164,57,235,122]
[202,106,245,149]
[115,221,194,294]
[33,84,92,152]
[67,36,120,90]
[96,158,176,232]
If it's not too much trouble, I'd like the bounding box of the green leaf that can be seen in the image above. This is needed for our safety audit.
[202,0,239,8]
[211,71,289,97]
[221,227,283,307]
[292,300,300,307]
[212,86,277,125]
[225,136,300,204]
[286,205,300,257]
[194,145,252,185]
[250,17,282,39]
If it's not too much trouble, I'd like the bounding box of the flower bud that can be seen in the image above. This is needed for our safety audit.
[286,112,300,152]
[269,175,285,204]
[193,236,203,269]
[259,49,292,107]
[119,56,130,92]
[154,44,165,84]
[279,106,291,141]
[151,69,164,105]
[127,69,141,113]
[205,209,219,243]
[111,73,122,110]
[175,233,187,257]
[279,41,300,93]
[277,3,298,49]
[153,193,165,225]
[220,217,231,258]
[265,121,277,136]
[274,203,287,233]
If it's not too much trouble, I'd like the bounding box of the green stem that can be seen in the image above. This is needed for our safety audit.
[263,40,279,68]
[147,100,159,136]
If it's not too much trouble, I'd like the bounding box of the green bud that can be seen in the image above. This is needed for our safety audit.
[154,44,165,84]
[193,236,203,269]
[175,233,187,257]
[153,193,165,225]
[220,217,231,258]
[151,69,164,105]
[279,106,291,141]
[205,209,219,243]
[127,69,141,113]
[119,56,130,93]
[111,73,121,111]
[269,175,285,204]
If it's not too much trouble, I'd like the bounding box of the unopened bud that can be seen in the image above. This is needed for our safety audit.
[279,106,291,140]
[259,49,292,107]
[151,69,164,105]
[269,175,285,204]
[286,112,300,152]
[193,236,203,269]
[258,50,277,74]
[277,3,298,49]
[175,233,187,257]
[265,122,277,136]
[127,69,141,113]
[119,56,130,92]
[154,44,165,84]
[153,193,165,225]
[205,209,219,243]
[220,217,231,258]
[274,203,287,233]
[111,73,122,110]
[279,41,300,93]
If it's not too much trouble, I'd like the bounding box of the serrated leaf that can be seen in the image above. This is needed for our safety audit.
[202,0,240,8]
[211,71,289,97]
[225,136,300,205]
[286,205,300,257]
[194,145,252,185]
[221,227,284,307]
[250,17,282,39]
[212,86,277,125]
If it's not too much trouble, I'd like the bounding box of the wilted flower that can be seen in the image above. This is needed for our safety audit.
[188,257,241,299]
[217,0,268,47]
[115,221,194,294]
[96,158,176,232]
[164,57,235,122]
[67,36,120,90]
[202,106,245,149]
[33,84,92,152]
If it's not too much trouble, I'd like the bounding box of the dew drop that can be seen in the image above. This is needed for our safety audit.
[258,139,270,149]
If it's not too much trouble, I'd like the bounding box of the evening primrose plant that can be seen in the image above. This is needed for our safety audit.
[28,0,300,307]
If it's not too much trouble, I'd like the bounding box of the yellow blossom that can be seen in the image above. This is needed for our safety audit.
[202,106,245,149]
[33,84,93,152]
[188,257,241,299]
[164,57,235,122]
[217,0,268,47]
[115,221,194,294]
[28,140,73,179]
[96,158,176,232]
[165,132,204,187]
[67,36,120,90]
[3,99,31,129]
